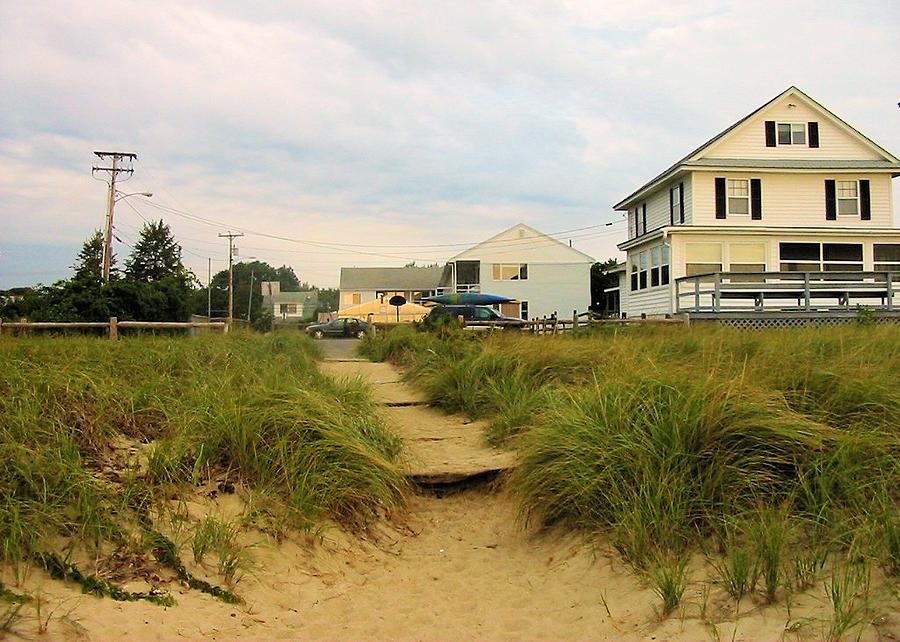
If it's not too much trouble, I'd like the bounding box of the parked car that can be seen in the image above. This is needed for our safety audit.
[425,305,526,328]
[306,317,370,339]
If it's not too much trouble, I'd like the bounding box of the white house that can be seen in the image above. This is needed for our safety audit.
[614,86,900,319]
[447,223,594,319]
[260,281,318,322]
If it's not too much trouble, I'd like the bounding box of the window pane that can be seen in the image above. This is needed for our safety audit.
[837,181,857,197]
[780,262,820,272]
[661,245,670,263]
[777,123,791,144]
[639,251,648,270]
[492,265,501,280]
[519,264,528,280]
[730,243,766,263]
[729,198,749,215]
[875,263,900,272]
[729,263,766,273]
[824,263,863,272]
[838,199,858,215]
[874,244,900,262]
[686,263,722,277]
[631,274,638,291]
[791,124,806,145]
[651,267,660,287]
[639,272,647,289]
[651,247,660,267]
[661,265,670,284]
[727,179,748,196]
[780,243,820,261]
[685,243,722,263]
[823,243,862,261]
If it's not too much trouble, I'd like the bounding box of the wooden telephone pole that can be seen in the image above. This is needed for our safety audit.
[218,231,244,327]
[92,151,136,282]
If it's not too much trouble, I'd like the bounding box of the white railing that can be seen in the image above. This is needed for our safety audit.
[675,271,896,313]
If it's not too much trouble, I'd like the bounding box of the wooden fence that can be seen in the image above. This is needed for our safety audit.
[523,310,686,335]
[0,317,228,339]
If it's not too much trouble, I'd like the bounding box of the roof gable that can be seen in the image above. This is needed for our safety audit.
[450,223,594,263]
[614,86,900,210]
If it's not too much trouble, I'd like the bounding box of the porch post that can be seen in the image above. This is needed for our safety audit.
[693,278,700,311]
[887,272,894,311]
[713,273,722,313]
[803,273,811,311]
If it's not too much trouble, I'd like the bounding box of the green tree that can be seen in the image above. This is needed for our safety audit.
[196,261,307,323]
[590,258,621,313]
[119,220,196,321]
[317,288,339,313]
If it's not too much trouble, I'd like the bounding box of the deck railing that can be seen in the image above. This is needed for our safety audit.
[675,271,896,313]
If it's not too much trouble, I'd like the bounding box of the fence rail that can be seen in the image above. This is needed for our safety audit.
[0,317,228,339]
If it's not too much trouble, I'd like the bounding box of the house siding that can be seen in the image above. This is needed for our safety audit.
[691,172,893,228]
[628,175,693,240]
[483,262,590,319]
[704,98,882,161]
[624,285,672,317]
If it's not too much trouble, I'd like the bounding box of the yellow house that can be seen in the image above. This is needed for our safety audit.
[614,86,900,321]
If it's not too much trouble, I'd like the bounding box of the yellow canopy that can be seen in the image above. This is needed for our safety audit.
[337,299,430,323]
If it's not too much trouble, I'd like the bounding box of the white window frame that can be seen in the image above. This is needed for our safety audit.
[874,244,900,273]
[726,178,750,217]
[776,122,807,146]
[670,185,681,223]
[836,180,860,217]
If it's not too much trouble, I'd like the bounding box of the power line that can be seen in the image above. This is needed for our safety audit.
[92,151,136,282]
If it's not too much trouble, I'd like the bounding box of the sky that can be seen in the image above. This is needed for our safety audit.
[1,0,899,289]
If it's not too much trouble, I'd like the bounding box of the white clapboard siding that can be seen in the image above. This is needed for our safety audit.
[623,284,673,317]
[704,97,883,161]
[691,172,893,227]
[628,175,693,239]
[483,262,591,319]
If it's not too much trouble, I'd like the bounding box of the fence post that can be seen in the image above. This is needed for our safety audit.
[713,274,722,312]
[572,309,578,331]
[109,317,118,341]
[694,278,700,311]
[804,273,811,311]
[887,272,894,311]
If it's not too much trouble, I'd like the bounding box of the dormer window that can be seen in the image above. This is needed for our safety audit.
[777,122,806,145]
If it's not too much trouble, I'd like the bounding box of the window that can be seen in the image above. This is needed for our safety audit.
[837,181,859,216]
[875,244,900,273]
[727,179,750,216]
[823,243,863,272]
[670,184,682,224]
[650,247,660,287]
[639,251,648,289]
[777,123,806,145]
[630,258,638,291]
[279,303,298,315]
[520,301,529,320]
[352,292,361,305]
[728,243,766,281]
[661,245,670,285]
[492,263,528,281]
[342,292,361,305]
[779,242,863,272]
[685,242,723,277]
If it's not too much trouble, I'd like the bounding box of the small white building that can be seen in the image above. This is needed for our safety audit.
[260,281,318,321]
[613,86,900,319]
[338,266,447,308]
[447,223,594,319]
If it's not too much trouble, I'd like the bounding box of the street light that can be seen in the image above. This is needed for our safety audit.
[101,191,154,282]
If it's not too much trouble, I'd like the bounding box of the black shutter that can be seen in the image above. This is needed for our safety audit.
[808,122,819,148]
[765,121,776,147]
[750,178,762,220]
[825,179,836,220]
[860,179,871,220]
[641,204,647,234]
[715,177,726,219]
[669,187,674,225]
[678,182,685,223]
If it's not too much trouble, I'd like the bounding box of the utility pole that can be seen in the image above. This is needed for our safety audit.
[218,231,243,327]
[92,151,136,282]
[207,257,212,319]
[246,269,255,322]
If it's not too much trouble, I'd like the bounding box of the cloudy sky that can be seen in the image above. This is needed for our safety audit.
[1,0,899,288]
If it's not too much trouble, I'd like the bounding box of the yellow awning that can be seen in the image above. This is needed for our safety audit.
[337,299,430,323]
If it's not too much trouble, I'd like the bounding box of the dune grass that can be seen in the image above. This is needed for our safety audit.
[361,323,900,616]
[1,332,407,602]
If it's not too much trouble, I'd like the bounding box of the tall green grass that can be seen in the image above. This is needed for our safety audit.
[364,324,900,611]
[1,333,407,590]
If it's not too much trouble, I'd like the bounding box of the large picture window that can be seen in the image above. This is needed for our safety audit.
[779,242,863,272]
[874,244,900,273]
[632,245,670,291]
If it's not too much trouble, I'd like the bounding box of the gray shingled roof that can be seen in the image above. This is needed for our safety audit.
[264,290,318,305]
[687,158,900,170]
[340,266,446,290]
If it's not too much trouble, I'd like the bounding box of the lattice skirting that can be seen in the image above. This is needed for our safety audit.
[694,315,900,330]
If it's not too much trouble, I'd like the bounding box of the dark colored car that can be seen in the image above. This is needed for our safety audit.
[426,305,526,328]
[306,317,370,339]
